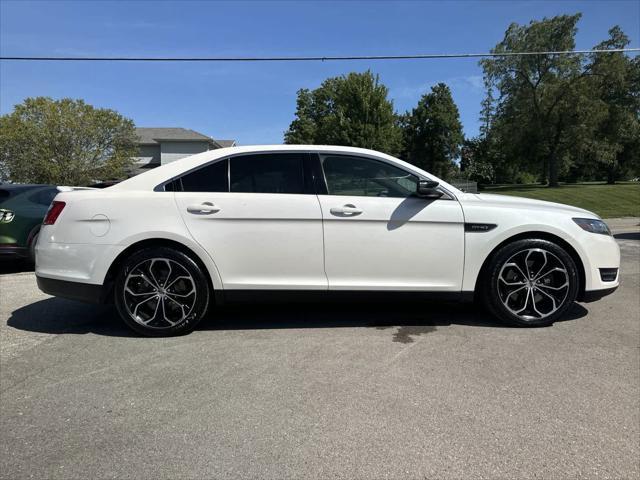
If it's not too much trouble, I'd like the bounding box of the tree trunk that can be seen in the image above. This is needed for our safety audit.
[547,120,563,187]
[548,151,559,187]
[541,156,548,184]
[607,157,619,185]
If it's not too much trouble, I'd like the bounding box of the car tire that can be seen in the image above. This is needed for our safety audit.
[114,247,211,336]
[27,230,39,265]
[482,239,579,327]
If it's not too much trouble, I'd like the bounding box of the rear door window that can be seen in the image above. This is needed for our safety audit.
[230,153,305,194]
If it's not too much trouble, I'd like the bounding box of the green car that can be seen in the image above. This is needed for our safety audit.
[0,184,88,263]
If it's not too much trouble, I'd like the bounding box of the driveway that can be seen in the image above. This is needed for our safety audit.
[1,220,638,479]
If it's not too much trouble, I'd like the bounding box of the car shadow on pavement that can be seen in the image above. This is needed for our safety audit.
[7,298,134,337]
[7,296,588,341]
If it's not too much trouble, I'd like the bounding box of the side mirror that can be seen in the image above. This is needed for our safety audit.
[416,180,444,199]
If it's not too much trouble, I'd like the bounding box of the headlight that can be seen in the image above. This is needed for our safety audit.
[573,217,611,236]
[0,210,15,223]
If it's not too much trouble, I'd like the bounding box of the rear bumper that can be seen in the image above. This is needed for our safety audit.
[36,275,106,304]
[35,240,125,285]
[581,286,618,303]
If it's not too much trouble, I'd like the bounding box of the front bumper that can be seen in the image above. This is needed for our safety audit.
[36,275,105,304]
[582,285,618,303]
[576,231,621,292]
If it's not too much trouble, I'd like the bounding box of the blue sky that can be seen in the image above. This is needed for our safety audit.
[1,0,638,145]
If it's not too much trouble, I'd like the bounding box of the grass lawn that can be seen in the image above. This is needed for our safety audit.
[482,182,640,218]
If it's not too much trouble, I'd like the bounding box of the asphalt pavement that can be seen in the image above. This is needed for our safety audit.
[1,219,638,479]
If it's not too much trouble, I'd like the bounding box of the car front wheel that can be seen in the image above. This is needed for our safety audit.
[114,247,210,336]
[483,239,579,327]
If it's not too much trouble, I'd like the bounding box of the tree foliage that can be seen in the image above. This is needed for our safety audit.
[284,71,403,156]
[479,15,639,186]
[0,97,137,185]
[581,27,640,183]
[460,137,495,184]
[400,83,464,179]
[286,15,638,187]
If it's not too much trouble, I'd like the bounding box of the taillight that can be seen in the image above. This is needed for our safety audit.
[43,201,66,225]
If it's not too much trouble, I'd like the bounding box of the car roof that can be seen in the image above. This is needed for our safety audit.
[0,183,49,190]
[110,144,461,195]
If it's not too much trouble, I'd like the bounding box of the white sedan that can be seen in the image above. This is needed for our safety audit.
[35,145,620,336]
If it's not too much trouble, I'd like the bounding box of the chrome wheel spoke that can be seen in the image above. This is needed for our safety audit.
[125,286,156,297]
[505,285,527,306]
[147,260,163,288]
[167,290,195,299]
[526,249,548,279]
[531,289,550,317]
[535,267,567,281]
[140,297,161,325]
[535,287,557,309]
[513,288,531,314]
[165,276,196,297]
[127,272,158,291]
[536,282,568,292]
[165,274,190,290]
[133,295,159,321]
[161,298,178,326]
[500,262,527,283]
[164,295,187,321]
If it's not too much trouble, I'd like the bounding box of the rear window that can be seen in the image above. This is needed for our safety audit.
[28,188,59,206]
[168,159,229,192]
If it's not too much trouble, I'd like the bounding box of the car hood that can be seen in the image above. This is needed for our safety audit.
[462,193,598,218]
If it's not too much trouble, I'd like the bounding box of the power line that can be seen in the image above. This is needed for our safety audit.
[1,48,638,62]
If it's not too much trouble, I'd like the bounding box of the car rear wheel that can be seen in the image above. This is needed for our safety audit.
[483,239,579,327]
[114,247,210,336]
[27,229,39,265]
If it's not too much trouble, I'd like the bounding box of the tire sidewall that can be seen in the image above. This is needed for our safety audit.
[27,228,39,265]
[114,247,210,337]
[485,239,579,327]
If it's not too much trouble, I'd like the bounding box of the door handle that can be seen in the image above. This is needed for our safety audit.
[330,204,363,216]
[187,202,220,215]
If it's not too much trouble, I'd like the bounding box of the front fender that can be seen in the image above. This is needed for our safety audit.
[462,221,591,293]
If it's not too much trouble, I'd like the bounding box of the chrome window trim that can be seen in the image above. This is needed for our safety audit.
[154,149,458,201]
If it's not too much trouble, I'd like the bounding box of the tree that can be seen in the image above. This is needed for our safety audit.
[460,137,495,184]
[284,71,403,156]
[400,83,464,179]
[582,27,640,183]
[481,14,589,186]
[0,97,137,185]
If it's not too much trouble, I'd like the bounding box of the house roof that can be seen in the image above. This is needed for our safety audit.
[216,139,237,148]
[135,127,218,146]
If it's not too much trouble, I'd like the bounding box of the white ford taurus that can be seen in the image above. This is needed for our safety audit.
[36,145,620,336]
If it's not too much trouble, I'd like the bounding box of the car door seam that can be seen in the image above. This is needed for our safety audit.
[314,193,331,290]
